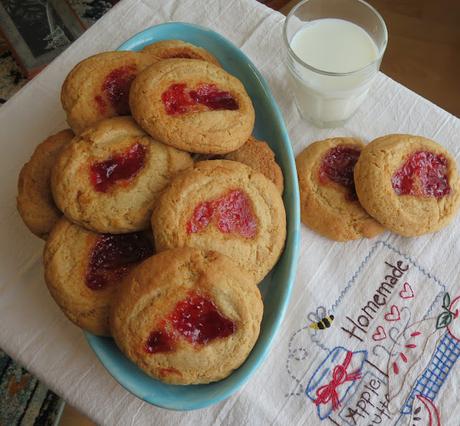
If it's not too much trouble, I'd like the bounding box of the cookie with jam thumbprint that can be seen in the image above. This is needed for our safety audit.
[44,218,154,335]
[141,40,220,66]
[110,247,263,384]
[129,59,255,154]
[151,160,286,283]
[61,51,160,134]
[51,117,192,234]
[354,134,460,236]
[296,138,384,241]
[17,129,74,239]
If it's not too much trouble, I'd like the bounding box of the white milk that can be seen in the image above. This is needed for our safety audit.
[287,18,380,127]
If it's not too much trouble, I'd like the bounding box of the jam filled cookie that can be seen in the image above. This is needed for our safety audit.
[17,129,74,239]
[354,134,460,236]
[44,218,154,335]
[110,247,263,384]
[224,136,284,194]
[141,40,220,66]
[296,138,384,241]
[129,59,255,154]
[151,160,286,283]
[51,117,192,233]
[61,51,159,134]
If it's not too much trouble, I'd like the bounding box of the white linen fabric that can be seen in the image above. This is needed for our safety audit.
[1,0,459,424]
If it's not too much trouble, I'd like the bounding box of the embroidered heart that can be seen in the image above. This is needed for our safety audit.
[399,282,415,299]
[384,305,401,322]
[372,326,387,341]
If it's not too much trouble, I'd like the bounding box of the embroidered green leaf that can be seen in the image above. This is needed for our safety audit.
[436,311,453,329]
[443,292,451,310]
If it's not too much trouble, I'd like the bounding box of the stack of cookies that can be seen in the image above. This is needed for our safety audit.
[296,135,460,241]
[17,40,287,385]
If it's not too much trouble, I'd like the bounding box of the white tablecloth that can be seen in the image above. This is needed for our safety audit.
[1,0,460,424]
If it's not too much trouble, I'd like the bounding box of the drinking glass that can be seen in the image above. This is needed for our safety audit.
[283,0,388,128]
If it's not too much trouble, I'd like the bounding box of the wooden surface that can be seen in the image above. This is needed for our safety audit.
[279,0,460,117]
[60,405,96,426]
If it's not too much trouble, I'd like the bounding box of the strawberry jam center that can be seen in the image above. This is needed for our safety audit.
[162,83,238,115]
[86,232,153,290]
[95,64,137,115]
[171,294,236,344]
[187,189,257,238]
[90,143,146,192]
[392,151,450,198]
[145,293,236,354]
[145,330,174,354]
[319,146,361,200]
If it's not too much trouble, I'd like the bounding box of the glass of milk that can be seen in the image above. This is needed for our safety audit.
[283,0,387,128]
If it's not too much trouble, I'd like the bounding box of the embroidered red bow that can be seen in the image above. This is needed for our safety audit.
[314,351,362,411]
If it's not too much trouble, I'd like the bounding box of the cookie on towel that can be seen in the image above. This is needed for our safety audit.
[296,137,384,241]
[17,129,74,239]
[61,51,159,134]
[44,218,154,336]
[129,59,255,154]
[354,134,460,236]
[142,40,220,66]
[51,117,192,233]
[110,247,263,384]
[151,160,286,283]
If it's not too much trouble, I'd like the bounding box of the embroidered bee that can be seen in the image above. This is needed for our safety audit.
[308,306,334,330]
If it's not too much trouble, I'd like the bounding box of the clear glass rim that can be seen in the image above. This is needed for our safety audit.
[283,0,388,77]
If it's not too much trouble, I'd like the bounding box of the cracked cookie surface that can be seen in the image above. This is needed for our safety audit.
[141,40,221,66]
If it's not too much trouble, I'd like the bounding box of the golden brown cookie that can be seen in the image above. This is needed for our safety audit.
[61,51,159,134]
[151,160,286,283]
[129,59,255,154]
[44,218,154,335]
[141,40,220,66]
[224,136,284,193]
[110,247,263,384]
[354,134,460,236]
[17,129,74,239]
[296,138,384,241]
[51,117,192,234]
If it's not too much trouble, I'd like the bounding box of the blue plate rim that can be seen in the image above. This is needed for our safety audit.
[86,21,300,411]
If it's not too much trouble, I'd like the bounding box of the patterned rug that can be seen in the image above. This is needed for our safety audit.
[0,0,115,104]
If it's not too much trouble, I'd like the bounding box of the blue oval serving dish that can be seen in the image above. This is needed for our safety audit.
[86,22,300,411]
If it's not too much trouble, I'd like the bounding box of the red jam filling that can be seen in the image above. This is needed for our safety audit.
[187,189,257,238]
[392,151,450,198]
[90,143,146,192]
[319,146,361,200]
[95,64,137,115]
[145,330,174,354]
[86,232,153,290]
[170,294,236,344]
[144,292,236,354]
[162,83,238,115]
